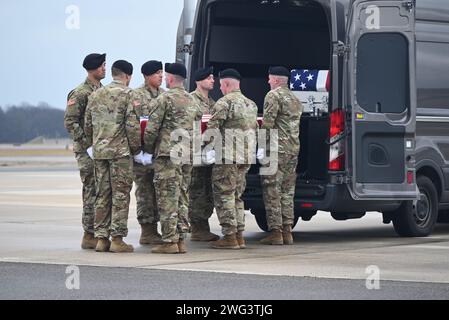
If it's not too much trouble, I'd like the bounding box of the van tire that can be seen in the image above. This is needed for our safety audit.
[253,209,299,232]
[392,175,438,237]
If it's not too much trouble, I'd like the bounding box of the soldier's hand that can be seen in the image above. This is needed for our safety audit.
[256,148,265,161]
[86,146,94,160]
[203,150,216,165]
[134,151,144,164]
[142,153,153,166]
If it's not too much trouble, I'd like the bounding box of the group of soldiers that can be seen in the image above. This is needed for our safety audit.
[64,53,303,254]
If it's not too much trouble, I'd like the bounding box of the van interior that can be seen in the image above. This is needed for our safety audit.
[192,0,332,184]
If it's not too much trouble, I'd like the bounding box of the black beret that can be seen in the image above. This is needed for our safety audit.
[164,62,187,79]
[112,60,133,75]
[219,68,241,81]
[141,60,163,76]
[83,53,106,71]
[268,66,290,77]
[194,66,214,82]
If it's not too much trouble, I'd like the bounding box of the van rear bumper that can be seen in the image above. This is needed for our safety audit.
[243,174,402,214]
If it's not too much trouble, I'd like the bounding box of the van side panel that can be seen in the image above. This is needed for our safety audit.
[416,0,449,205]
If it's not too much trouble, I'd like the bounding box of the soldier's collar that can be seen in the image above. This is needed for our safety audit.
[194,89,209,102]
[146,85,161,98]
[85,77,102,90]
[170,86,185,92]
[227,89,241,95]
[112,79,125,86]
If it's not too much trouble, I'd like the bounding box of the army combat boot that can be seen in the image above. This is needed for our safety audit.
[260,229,283,245]
[139,223,163,245]
[151,242,179,254]
[282,225,294,245]
[177,239,187,254]
[190,221,220,242]
[110,236,134,253]
[210,233,240,249]
[95,238,111,252]
[236,231,246,249]
[81,232,98,250]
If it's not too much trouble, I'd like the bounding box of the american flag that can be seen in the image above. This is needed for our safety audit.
[140,116,148,145]
[290,69,330,92]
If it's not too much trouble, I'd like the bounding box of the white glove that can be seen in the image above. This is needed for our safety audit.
[87,146,94,159]
[203,150,216,165]
[142,153,153,166]
[256,148,265,161]
[134,150,144,164]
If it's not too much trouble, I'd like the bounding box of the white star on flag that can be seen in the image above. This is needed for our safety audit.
[290,83,295,90]
[307,74,314,81]
[294,74,301,81]
[300,82,307,90]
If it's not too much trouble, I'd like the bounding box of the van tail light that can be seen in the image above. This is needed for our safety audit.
[329,109,345,171]
[407,171,414,184]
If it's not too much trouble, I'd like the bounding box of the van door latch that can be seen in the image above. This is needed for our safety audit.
[334,41,350,57]
[402,1,414,12]
[177,42,194,55]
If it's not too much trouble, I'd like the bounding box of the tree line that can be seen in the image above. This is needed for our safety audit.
[0,104,68,143]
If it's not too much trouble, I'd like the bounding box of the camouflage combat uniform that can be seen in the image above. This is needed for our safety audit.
[64,78,101,234]
[84,80,141,239]
[144,86,202,243]
[129,85,164,225]
[260,84,303,231]
[189,89,215,225]
[207,89,258,236]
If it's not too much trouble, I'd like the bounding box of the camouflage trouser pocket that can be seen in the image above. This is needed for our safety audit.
[212,164,238,233]
[212,165,237,197]
[154,157,179,181]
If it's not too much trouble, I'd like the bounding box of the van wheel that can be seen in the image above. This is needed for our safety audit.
[253,209,299,232]
[392,175,438,237]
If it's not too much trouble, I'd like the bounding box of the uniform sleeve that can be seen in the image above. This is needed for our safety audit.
[143,95,167,154]
[129,91,143,118]
[64,90,89,151]
[261,91,279,130]
[125,92,142,156]
[195,102,203,121]
[84,99,93,147]
[206,99,228,130]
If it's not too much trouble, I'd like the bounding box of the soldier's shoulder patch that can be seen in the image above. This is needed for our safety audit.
[67,99,76,106]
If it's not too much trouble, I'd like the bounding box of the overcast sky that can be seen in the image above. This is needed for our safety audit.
[0,0,184,109]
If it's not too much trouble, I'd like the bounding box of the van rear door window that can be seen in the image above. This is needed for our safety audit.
[356,33,409,114]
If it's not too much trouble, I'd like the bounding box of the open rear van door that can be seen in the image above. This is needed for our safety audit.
[346,0,419,200]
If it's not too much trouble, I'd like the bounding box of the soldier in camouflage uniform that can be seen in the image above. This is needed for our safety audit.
[144,63,202,254]
[130,61,165,245]
[207,69,258,249]
[189,66,220,242]
[259,66,303,245]
[64,53,106,250]
[84,60,141,253]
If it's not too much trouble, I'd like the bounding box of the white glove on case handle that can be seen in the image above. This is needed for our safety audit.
[87,146,94,160]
